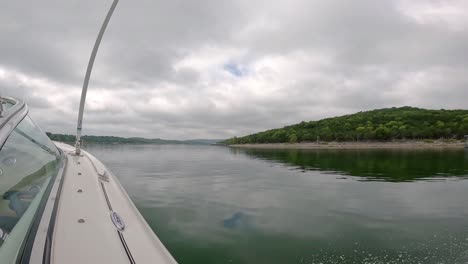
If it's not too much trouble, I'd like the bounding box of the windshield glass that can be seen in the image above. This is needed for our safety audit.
[0,115,61,259]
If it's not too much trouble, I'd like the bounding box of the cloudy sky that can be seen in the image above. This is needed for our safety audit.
[1,0,468,139]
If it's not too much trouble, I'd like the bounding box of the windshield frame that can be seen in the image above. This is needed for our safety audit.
[0,97,28,150]
[0,98,64,263]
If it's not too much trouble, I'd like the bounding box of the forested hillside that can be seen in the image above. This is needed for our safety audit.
[224,107,468,144]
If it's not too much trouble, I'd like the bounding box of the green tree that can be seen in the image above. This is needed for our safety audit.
[289,133,298,143]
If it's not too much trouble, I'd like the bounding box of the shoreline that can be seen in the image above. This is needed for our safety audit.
[230,141,466,149]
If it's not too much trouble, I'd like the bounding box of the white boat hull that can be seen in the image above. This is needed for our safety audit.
[36,142,177,264]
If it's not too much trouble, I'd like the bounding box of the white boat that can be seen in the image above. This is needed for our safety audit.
[0,0,178,262]
[0,97,178,263]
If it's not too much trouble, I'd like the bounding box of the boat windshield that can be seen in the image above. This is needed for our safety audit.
[0,115,61,260]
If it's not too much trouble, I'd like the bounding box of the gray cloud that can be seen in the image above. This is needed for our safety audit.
[1,0,468,139]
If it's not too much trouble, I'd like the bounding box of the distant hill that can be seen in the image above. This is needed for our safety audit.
[183,139,225,145]
[223,107,468,144]
[46,133,222,145]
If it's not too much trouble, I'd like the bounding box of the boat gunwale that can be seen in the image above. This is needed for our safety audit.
[20,152,66,264]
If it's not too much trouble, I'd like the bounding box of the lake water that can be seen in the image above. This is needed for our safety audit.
[84,144,468,264]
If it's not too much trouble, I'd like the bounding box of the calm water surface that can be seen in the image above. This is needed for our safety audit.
[84,145,468,264]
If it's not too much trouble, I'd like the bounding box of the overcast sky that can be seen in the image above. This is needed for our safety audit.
[1,0,467,139]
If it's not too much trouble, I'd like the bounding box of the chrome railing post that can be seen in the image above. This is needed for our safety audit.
[75,0,119,155]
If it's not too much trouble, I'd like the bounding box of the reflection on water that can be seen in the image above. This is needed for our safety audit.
[85,144,468,264]
[222,212,252,230]
[238,148,468,182]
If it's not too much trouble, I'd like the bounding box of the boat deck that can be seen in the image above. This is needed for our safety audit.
[43,142,176,264]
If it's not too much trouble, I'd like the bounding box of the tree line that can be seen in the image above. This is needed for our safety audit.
[46,133,208,145]
[223,107,468,144]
